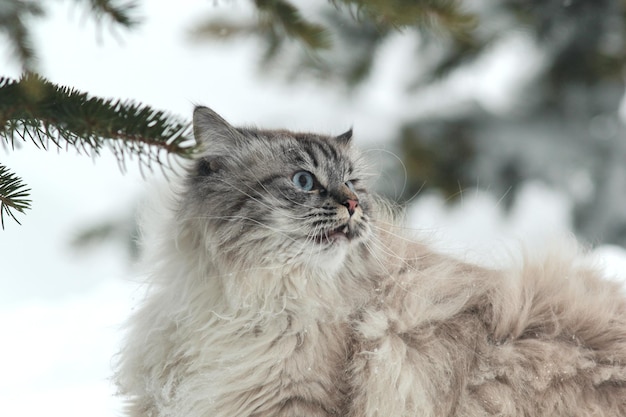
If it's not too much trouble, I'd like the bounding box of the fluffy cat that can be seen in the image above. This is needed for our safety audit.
[114,106,626,417]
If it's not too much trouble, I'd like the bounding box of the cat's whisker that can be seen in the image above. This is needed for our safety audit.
[185,214,307,244]
[362,147,408,201]
[214,177,310,222]
[370,221,450,243]
[299,224,321,272]
[362,238,410,276]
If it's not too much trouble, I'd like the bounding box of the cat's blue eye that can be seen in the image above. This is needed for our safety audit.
[346,180,356,193]
[293,171,314,191]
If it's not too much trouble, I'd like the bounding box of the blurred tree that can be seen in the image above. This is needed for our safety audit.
[4,0,626,247]
[193,0,626,246]
[190,0,479,85]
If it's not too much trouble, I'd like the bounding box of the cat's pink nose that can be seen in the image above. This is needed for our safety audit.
[343,199,359,216]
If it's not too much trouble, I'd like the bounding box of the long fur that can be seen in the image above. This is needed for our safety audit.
[350,228,626,416]
[114,106,626,417]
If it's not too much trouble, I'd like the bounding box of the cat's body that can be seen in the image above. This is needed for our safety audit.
[115,106,626,417]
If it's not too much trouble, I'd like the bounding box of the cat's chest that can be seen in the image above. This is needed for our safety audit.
[268,319,352,415]
[275,318,350,377]
[199,315,351,416]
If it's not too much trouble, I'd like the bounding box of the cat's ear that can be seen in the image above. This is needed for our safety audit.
[193,106,244,155]
[335,128,353,145]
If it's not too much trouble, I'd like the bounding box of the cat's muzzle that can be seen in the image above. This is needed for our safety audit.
[313,223,357,245]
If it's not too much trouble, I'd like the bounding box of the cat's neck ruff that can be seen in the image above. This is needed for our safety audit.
[209,251,362,321]
[152,225,362,324]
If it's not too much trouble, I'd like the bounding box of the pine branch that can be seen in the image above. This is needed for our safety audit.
[190,0,330,50]
[255,0,330,49]
[0,0,140,73]
[191,0,481,88]
[0,0,43,72]
[0,74,196,169]
[0,164,32,228]
[0,74,195,228]
[330,0,476,33]
[83,0,141,28]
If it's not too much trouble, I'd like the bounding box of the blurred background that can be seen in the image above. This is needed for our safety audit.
[2,1,626,416]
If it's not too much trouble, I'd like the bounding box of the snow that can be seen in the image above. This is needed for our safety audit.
[407,182,575,266]
[1,2,625,417]
[0,279,135,417]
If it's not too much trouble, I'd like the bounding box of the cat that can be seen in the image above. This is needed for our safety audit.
[114,106,626,417]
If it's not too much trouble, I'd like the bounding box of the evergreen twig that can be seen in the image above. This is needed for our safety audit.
[0,74,196,168]
[330,0,476,32]
[190,0,480,86]
[255,0,330,49]
[0,74,196,227]
[189,0,330,50]
[0,1,43,72]
[0,164,31,228]
[86,0,141,27]
[0,0,140,74]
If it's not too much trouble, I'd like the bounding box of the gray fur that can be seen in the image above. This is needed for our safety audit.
[115,106,626,417]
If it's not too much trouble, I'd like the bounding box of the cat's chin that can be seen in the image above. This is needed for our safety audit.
[313,228,351,245]
[300,232,365,275]
[308,244,350,274]
[311,223,363,246]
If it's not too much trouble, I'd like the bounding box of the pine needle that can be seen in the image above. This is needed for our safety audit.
[0,164,31,228]
[0,74,196,170]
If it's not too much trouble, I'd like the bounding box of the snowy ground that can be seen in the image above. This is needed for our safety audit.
[1,2,625,417]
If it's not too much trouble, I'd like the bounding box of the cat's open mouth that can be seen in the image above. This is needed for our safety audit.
[314,224,354,245]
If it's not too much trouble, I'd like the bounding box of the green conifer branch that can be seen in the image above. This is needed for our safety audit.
[0,74,195,164]
[0,0,140,73]
[254,0,330,49]
[190,0,330,50]
[0,74,196,227]
[0,163,32,228]
[331,0,476,32]
[191,0,480,86]
[85,0,141,28]
[0,1,43,73]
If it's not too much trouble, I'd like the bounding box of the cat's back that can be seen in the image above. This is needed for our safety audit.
[350,236,626,417]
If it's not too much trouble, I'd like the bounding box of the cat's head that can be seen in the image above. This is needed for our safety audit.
[180,106,373,274]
